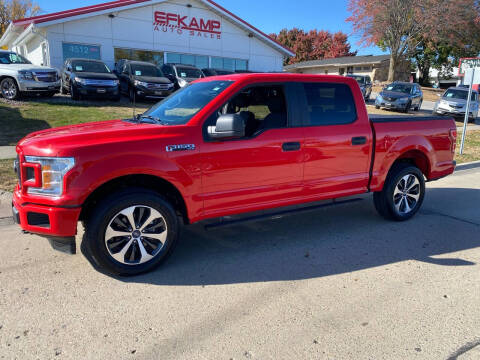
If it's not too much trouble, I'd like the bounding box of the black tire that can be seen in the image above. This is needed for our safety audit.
[1,77,20,100]
[403,101,411,113]
[70,82,80,100]
[416,100,423,111]
[375,105,380,109]
[84,189,179,276]
[373,163,425,221]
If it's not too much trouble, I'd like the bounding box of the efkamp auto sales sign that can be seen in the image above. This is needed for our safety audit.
[154,11,221,39]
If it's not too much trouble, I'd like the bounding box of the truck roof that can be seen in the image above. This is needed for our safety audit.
[196,72,354,83]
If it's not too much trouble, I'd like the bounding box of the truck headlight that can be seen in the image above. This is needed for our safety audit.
[19,71,34,80]
[24,156,75,196]
[74,77,87,85]
[134,80,148,87]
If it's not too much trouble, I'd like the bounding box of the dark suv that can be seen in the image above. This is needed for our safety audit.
[61,58,120,100]
[114,60,174,101]
[161,63,204,89]
[202,68,234,77]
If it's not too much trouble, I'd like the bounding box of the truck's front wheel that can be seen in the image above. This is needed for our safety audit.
[84,189,179,275]
[373,164,425,221]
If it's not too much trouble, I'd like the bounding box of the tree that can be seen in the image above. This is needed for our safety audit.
[0,0,40,38]
[270,28,356,65]
[347,0,478,82]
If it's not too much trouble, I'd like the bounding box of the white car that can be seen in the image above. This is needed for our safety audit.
[0,50,60,100]
[433,86,479,122]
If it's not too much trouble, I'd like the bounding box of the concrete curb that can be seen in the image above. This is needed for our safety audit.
[455,160,480,171]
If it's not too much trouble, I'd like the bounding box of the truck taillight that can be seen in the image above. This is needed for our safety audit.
[450,129,457,153]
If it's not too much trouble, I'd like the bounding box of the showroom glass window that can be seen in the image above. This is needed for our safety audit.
[166,53,208,69]
[63,43,101,61]
[212,57,248,71]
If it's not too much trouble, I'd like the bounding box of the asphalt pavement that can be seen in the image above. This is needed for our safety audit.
[0,166,480,359]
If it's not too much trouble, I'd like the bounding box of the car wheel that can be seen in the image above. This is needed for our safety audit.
[373,163,425,221]
[375,105,380,109]
[84,189,179,276]
[70,82,80,100]
[1,77,20,100]
[403,101,411,113]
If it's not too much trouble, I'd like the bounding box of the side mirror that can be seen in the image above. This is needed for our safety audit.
[208,114,245,140]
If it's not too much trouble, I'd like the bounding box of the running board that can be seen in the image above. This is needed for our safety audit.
[204,198,363,231]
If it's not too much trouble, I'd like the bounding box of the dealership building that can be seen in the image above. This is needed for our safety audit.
[0,0,293,72]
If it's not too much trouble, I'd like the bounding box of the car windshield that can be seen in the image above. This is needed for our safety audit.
[0,52,31,64]
[72,60,110,73]
[347,75,366,84]
[142,80,233,125]
[443,89,477,101]
[131,64,163,77]
[385,83,413,94]
[177,67,203,79]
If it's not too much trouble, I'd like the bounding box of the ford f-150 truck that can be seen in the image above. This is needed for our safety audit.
[11,74,457,275]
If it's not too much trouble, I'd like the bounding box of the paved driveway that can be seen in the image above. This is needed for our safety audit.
[0,167,480,359]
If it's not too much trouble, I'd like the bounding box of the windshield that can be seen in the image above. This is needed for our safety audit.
[385,83,413,94]
[0,52,31,65]
[443,89,477,101]
[71,60,110,73]
[142,80,233,125]
[131,64,163,77]
[176,67,203,79]
[347,75,366,84]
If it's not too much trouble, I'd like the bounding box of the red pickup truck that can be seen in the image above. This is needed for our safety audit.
[12,73,457,275]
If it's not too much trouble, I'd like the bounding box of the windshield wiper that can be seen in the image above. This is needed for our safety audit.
[135,114,167,125]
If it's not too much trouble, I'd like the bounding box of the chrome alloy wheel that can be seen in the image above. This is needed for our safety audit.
[104,205,168,265]
[1,78,17,99]
[393,174,421,215]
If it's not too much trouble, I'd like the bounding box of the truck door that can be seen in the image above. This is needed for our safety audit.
[200,83,305,217]
[299,81,372,198]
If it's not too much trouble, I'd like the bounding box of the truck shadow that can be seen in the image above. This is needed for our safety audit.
[82,187,480,285]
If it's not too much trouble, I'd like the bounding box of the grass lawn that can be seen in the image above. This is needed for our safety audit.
[0,97,149,146]
[0,158,17,192]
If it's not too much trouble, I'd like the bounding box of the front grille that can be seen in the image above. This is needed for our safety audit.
[385,97,396,102]
[82,79,117,87]
[146,83,172,90]
[450,104,463,109]
[33,71,57,82]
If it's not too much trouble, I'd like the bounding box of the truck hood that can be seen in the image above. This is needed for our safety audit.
[17,119,175,157]
[0,63,57,72]
[133,75,171,84]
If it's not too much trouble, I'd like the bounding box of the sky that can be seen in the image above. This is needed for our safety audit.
[36,0,386,55]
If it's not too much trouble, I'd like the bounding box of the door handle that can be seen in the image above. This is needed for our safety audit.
[351,136,367,146]
[282,142,301,152]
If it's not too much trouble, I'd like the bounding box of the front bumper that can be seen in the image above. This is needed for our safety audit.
[135,86,174,99]
[434,108,475,118]
[77,84,119,97]
[18,79,60,92]
[12,190,81,254]
[376,98,409,110]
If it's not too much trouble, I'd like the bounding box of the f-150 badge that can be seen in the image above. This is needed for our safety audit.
[166,144,196,152]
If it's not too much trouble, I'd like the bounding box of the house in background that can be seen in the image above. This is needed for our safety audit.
[284,54,411,82]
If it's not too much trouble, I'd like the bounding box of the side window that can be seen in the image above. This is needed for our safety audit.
[162,65,173,76]
[205,85,288,139]
[303,82,357,126]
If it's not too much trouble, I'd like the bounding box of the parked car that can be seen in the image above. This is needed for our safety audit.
[11,73,457,275]
[202,68,234,77]
[161,63,204,89]
[433,86,479,122]
[114,60,174,101]
[61,58,120,101]
[346,74,372,101]
[375,82,423,112]
[0,50,60,100]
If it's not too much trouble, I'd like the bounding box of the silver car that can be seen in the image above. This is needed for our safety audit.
[433,86,479,122]
[0,50,60,100]
[346,74,372,101]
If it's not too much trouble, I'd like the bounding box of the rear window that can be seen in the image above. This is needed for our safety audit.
[303,83,357,126]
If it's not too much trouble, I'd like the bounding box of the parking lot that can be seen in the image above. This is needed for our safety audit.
[0,166,479,359]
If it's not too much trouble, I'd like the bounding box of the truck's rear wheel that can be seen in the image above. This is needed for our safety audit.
[373,164,425,221]
[84,189,179,275]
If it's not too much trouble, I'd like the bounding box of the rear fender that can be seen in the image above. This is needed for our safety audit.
[370,135,435,192]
